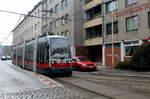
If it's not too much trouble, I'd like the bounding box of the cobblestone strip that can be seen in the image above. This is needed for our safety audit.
[3,87,98,99]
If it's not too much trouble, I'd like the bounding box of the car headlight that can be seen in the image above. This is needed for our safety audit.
[82,64,87,66]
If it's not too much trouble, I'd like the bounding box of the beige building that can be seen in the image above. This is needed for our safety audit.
[103,0,150,66]
[83,0,150,65]
[41,0,84,56]
[83,0,103,62]
[12,1,42,46]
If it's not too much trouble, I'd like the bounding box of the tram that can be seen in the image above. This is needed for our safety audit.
[12,35,72,76]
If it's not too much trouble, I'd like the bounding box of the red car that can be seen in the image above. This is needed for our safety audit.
[72,56,97,71]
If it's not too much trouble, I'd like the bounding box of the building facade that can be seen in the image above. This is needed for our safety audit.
[83,0,103,62]
[41,0,84,56]
[12,1,42,46]
[103,0,150,66]
[83,0,150,65]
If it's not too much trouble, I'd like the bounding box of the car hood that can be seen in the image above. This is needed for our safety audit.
[77,61,95,65]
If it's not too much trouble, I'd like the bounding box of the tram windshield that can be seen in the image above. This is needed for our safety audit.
[50,38,71,59]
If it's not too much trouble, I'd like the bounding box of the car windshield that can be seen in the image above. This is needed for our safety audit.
[77,57,90,61]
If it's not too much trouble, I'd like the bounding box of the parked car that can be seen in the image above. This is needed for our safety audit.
[6,56,11,60]
[72,56,97,71]
[1,56,7,60]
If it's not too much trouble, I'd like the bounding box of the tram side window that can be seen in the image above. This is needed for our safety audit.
[13,49,16,59]
[37,42,44,63]
[25,44,34,62]
[37,42,49,63]
[45,44,49,63]
[25,45,30,61]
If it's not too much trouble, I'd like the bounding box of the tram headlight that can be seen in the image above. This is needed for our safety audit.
[66,60,71,64]
[51,61,57,64]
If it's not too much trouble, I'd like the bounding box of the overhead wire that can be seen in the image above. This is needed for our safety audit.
[0,9,88,21]
[0,15,23,45]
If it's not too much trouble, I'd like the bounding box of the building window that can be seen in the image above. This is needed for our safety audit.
[49,0,52,3]
[86,5,101,20]
[125,46,138,56]
[65,14,69,24]
[85,25,102,39]
[55,19,59,27]
[126,0,137,6]
[38,9,40,17]
[42,0,47,10]
[61,0,68,9]
[84,0,92,4]
[49,8,54,17]
[49,22,53,31]
[61,16,65,25]
[106,21,118,35]
[148,12,150,27]
[126,16,138,31]
[61,31,69,37]
[106,0,118,13]
[61,0,65,9]
[35,24,37,30]
[65,0,68,7]
[55,4,59,14]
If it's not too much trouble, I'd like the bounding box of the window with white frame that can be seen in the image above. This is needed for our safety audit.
[126,0,137,5]
[106,0,118,13]
[126,16,138,31]
[124,40,140,56]
[125,46,138,56]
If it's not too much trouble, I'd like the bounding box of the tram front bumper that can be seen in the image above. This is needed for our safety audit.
[51,67,73,74]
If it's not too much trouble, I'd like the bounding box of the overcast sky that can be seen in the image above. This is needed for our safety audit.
[0,0,41,45]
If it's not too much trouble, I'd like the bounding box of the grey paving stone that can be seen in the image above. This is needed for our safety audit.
[2,87,98,99]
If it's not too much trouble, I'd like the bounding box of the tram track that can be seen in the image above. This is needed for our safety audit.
[71,71,150,93]
[54,78,112,99]
[54,74,150,99]
[73,74,150,84]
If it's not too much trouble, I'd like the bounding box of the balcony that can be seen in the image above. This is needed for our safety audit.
[84,0,102,11]
[84,24,102,46]
[84,37,103,46]
[84,17,102,28]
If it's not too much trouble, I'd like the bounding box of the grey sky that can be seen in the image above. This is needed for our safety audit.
[0,0,41,45]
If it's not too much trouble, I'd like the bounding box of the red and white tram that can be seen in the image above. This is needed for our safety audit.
[12,35,72,76]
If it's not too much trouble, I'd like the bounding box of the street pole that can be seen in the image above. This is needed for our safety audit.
[111,4,114,68]
[102,0,105,66]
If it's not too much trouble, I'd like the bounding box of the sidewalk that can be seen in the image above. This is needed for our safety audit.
[96,65,150,78]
